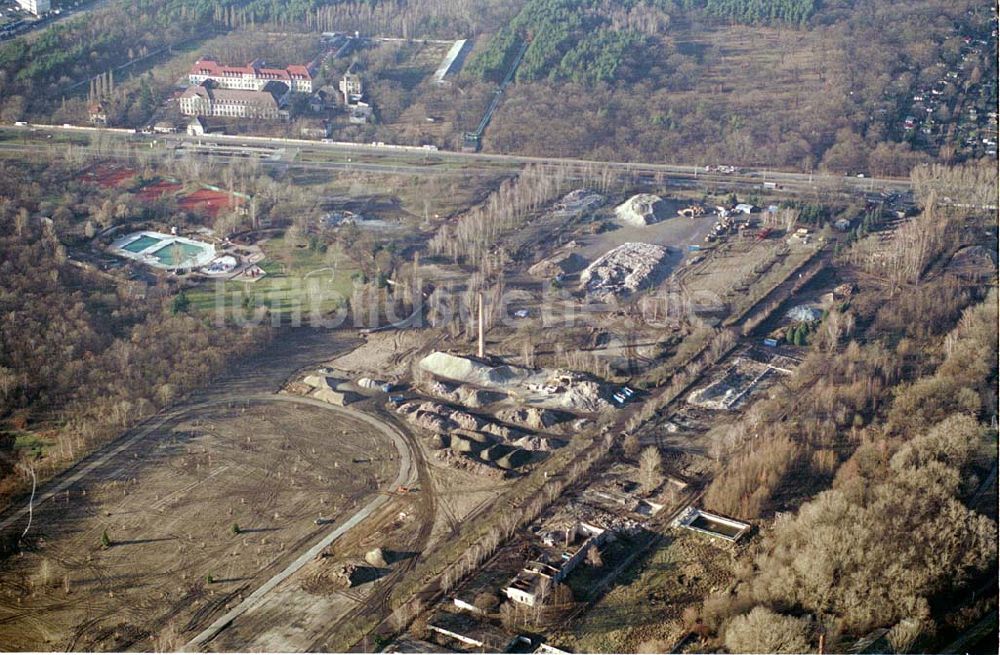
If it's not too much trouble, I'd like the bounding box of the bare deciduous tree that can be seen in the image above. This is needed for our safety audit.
[639,446,663,493]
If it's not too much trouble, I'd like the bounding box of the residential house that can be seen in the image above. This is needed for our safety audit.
[88,102,107,126]
[339,73,363,104]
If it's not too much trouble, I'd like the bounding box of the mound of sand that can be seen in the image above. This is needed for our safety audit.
[424,380,506,408]
[513,435,560,451]
[528,249,589,278]
[365,548,389,568]
[420,353,531,387]
[313,388,360,406]
[458,386,507,408]
[396,400,517,439]
[496,407,568,431]
[425,379,461,402]
[419,352,491,384]
[615,194,667,226]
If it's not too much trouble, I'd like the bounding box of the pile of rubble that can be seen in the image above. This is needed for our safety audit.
[561,498,644,536]
[512,435,560,451]
[686,357,777,410]
[300,372,361,406]
[395,400,517,440]
[395,400,547,473]
[433,449,516,479]
[580,242,669,301]
[495,407,571,433]
[615,194,667,226]
[786,305,822,323]
[419,352,611,413]
[555,189,606,215]
[424,379,507,408]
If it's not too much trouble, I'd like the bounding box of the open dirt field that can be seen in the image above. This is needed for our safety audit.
[328,330,439,381]
[578,198,716,264]
[206,487,428,652]
[0,397,397,652]
[135,180,182,202]
[178,189,241,218]
[76,163,136,188]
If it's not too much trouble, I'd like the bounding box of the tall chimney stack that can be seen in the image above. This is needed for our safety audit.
[479,291,486,357]
[477,292,485,358]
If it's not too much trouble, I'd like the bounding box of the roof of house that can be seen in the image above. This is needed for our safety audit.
[180,81,289,108]
[189,57,312,82]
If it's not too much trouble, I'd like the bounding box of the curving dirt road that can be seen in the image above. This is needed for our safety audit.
[0,328,425,652]
[181,394,417,652]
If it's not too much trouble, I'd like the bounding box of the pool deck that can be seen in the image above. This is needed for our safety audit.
[109,230,217,270]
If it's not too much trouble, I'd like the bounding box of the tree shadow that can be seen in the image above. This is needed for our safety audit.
[382,549,419,565]
[212,576,251,584]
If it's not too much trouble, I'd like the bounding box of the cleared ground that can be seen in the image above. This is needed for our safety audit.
[576,198,716,263]
[0,397,396,651]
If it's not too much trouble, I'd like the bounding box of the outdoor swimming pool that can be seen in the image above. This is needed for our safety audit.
[149,241,213,267]
[121,234,164,253]
[109,231,216,270]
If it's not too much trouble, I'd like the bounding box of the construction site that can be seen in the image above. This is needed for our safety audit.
[0,167,823,650]
[0,140,955,655]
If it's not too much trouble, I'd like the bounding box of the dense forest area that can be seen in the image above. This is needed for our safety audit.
[680,0,817,25]
[465,0,817,84]
[465,0,664,84]
[0,160,272,511]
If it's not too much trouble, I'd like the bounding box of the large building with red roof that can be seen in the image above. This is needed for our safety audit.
[179,80,290,120]
[188,57,314,94]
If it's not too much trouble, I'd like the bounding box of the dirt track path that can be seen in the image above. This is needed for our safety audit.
[0,328,425,651]
[182,394,417,652]
[0,329,355,537]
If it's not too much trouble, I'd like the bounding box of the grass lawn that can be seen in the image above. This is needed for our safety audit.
[0,129,91,147]
[14,433,52,458]
[187,235,359,322]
